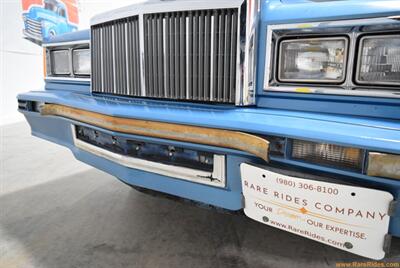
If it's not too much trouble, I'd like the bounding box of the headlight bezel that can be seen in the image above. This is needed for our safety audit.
[277,36,349,84]
[44,41,90,81]
[264,17,400,98]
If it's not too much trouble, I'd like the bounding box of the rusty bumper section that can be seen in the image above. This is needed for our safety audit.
[41,104,270,161]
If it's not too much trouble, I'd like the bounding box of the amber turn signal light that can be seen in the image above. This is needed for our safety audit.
[367,152,400,180]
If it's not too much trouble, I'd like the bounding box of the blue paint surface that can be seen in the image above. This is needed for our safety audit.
[44,29,90,44]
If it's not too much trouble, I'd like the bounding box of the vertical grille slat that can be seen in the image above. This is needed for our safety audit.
[107,24,113,94]
[115,20,127,95]
[223,12,230,102]
[210,13,217,101]
[157,15,163,98]
[91,8,238,104]
[203,11,211,101]
[229,11,238,103]
[129,18,141,96]
[169,14,174,98]
[217,12,224,102]
[174,14,180,99]
[198,11,205,101]
[179,15,185,99]
[193,12,199,100]
[164,17,170,99]
[187,14,193,100]
[147,17,154,97]
[103,25,109,93]
[151,16,157,97]
[152,16,158,97]
[124,21,130,95]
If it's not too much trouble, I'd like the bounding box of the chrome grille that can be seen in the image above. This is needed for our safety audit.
[91,17,141,96]
[91,9,239,104]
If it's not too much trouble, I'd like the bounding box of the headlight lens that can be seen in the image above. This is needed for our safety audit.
[50,50,70,75]
[73,49,90,76]
[357,35,400,86]
[278,37,347,83]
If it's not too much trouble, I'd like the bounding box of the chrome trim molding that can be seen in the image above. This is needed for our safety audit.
[45,77,91,82]
[264,16,400,97]
[236,0,260,106]
[260,85,400,98]
[43,40,90,47]
[185,16,190,99]
[210,15,215,101]
[71,125,227,187]
[91,0,244,26]
[124,22,131,94]
[138,14,147,97]
[68,47,74,76]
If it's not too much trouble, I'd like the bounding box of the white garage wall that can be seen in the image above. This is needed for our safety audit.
[1,0,44,126]
[0,0,141,126]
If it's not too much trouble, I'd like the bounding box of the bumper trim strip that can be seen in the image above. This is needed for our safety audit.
[41,103,270,161]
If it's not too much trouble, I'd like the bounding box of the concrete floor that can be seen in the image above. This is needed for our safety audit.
[1,122,399,268]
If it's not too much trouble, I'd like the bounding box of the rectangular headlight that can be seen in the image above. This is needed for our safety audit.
[356,35,400,86]
[278,37,348,83]
[72,49,90,76]
[50,50,70,75]
[291,140,363,171]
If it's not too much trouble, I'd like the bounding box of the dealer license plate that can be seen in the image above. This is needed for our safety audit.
[240,163,393,260]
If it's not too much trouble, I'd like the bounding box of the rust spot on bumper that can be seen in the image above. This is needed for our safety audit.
[41,104,270,161]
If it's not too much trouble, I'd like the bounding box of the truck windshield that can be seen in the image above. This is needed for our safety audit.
[58,8,66,17]
[44,3,57,12]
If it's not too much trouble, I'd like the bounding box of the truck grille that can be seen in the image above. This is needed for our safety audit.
[24,16,42,38]
[91,8,239,104]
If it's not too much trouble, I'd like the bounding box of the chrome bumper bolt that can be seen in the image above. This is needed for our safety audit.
[168,146,176,157]
[112,136,117,145]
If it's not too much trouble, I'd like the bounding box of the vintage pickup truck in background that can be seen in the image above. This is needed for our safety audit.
[18,0,400,260]
[22,0,78,44]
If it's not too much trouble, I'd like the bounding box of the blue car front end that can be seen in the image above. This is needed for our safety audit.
[18,0,400,259]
